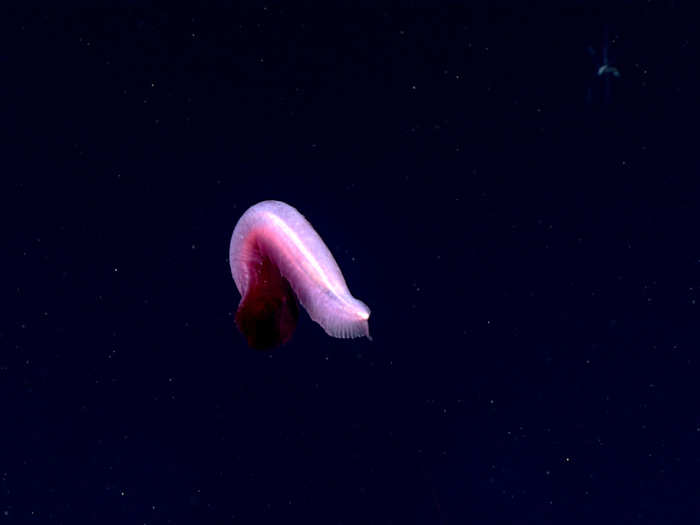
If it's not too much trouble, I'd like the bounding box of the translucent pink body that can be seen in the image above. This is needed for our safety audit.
[229,200,370,347]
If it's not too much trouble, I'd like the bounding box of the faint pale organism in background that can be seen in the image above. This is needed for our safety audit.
[586,24,621,105]
[597,64,621,78]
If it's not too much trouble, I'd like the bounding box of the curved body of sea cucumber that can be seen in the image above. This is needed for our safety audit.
[229,200,370,348]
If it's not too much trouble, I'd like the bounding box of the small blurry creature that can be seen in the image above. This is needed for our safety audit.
[597,64,621,78]
[586,24,621,105]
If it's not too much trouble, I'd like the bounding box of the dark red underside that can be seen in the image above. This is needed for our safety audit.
[235,255,300,350]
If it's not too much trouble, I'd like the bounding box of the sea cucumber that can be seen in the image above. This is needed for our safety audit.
[229,200,371,349]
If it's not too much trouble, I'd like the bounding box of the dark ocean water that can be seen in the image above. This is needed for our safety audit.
[2,7,699,524]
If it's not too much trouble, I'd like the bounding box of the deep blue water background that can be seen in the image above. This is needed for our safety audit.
[2,7,700,524]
